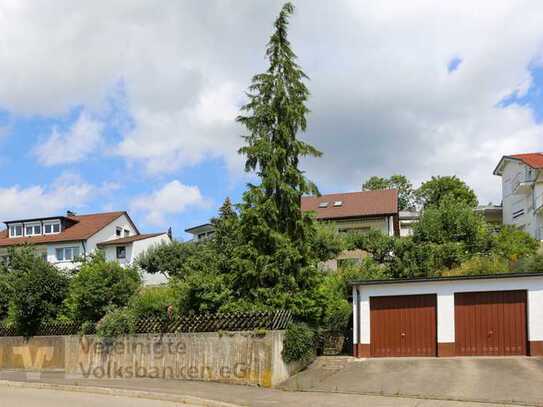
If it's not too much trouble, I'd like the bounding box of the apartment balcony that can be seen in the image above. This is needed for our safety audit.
[512,171,537,194]
[536,193,543,214]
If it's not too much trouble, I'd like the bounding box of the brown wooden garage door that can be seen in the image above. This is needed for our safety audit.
[370,294,437,357]
[455,290,527,356]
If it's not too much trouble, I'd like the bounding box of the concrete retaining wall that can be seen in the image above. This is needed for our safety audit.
[0,331,302,387]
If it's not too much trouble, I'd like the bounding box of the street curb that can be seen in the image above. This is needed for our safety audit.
[0,379,243,407]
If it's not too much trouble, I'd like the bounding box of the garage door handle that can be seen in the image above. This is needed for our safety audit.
[401,332,406,337]
[488,330,494,336]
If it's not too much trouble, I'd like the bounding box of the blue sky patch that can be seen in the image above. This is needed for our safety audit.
[447,57,462,73]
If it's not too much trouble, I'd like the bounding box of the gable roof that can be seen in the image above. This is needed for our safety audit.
[0,211,129,247]
[301,189,398,220]
[96,233,167,247]
[494,153,543,175]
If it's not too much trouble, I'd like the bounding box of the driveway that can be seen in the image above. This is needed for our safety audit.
[279,356,543,406]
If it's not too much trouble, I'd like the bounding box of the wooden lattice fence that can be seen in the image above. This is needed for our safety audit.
[0,310,292,337]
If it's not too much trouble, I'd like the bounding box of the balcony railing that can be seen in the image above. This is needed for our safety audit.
[511,171,537,194]
[536,192,543,213]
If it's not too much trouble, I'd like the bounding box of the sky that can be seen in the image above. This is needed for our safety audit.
[0,0,543,240]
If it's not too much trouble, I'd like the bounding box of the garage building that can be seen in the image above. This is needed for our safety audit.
[351,273,543,357]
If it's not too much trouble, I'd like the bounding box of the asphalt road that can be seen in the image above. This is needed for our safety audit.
[0,385,197,407]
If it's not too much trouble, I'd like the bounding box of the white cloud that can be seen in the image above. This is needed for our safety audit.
[33,111,104,166]
[0,172,122,222]
[1,1,543,202]
[0,173,96,221]
[130,180,208,227]
[117,81,242,174]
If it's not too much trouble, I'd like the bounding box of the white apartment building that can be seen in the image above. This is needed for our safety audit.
[494,153,543,240]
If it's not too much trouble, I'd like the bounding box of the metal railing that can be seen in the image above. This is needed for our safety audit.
[535,192,543,213]
[511,170,537,194]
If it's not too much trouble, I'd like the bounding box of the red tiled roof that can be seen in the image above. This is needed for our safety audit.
[494,153,543,175]
[510,153,543,169]
[97,233,166,247]
[0,211,127,247]
[301,190,398,220]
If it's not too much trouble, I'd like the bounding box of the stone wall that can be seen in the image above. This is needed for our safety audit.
[0,330,302,387]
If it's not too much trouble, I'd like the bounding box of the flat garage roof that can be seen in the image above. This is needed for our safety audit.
[350,272,543,286]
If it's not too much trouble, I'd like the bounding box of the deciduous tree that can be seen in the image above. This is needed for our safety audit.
[416,175,478,208]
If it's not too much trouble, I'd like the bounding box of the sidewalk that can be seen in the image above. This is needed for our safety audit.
[0,370,525,407]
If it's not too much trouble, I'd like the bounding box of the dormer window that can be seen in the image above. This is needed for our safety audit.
[9,225,23,237]
[333,201,343,207]
[43,221,61,235]
[319,202,329,208]
[25,224,42,236]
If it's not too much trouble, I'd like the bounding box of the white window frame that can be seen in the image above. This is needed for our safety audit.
[116,226,123,237]
[43,221,61,235]
[24,222,42,237]
[55,246,81,262]
[9,224,23,238]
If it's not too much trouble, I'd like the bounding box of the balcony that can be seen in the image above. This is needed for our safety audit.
[511,171,537,194]
[536,193,543,214]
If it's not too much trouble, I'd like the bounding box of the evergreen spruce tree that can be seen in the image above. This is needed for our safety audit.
[211,197,239,272]
[233,2,324,322]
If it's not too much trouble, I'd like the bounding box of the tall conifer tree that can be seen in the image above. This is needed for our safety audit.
[233,2,323,321]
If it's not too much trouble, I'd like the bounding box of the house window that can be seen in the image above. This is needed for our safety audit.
[9,225,23,237]
[333,201,343,207]
[55,246,80,262]
[116,246,126,259]
[116,227,122,237]
[25,224,42,236]
[318,202,329,208]
[44,222,61,234]
[124,229,130,237]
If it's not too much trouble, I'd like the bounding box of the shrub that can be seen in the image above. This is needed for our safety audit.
[0,269,13,321]
[513,254,543,273]
[441,255,510,277]
[316,272,352,333]
[170,267,234,314]
[310,222,346,262]
[64,253,141,323]
[128,286,175,320]
[96,307,136,338]
[79,320,96,335]
[6,248,69,337]
[282,322,316,363]
[137,241,195,279]
[491,226,539,261]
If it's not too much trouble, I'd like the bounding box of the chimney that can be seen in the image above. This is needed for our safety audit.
[66,210,76,217]
[167,227,172,239]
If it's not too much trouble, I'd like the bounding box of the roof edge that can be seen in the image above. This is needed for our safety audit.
[184,223,213,233]
[350,272,543,286]
[96,232,167,247]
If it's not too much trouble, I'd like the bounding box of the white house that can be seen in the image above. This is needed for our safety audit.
[494,153,543,240]
[351,273,543,358]
[0,211,171,285]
